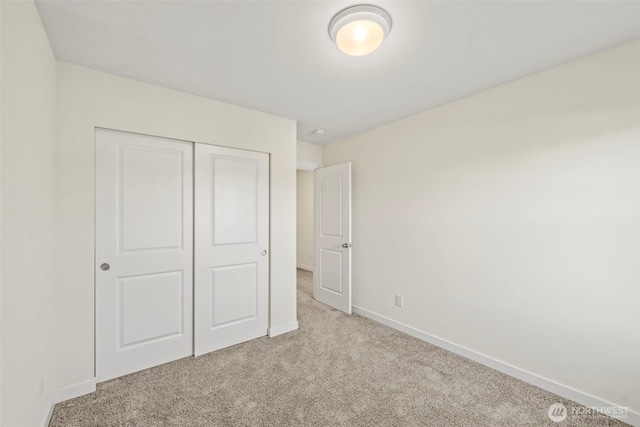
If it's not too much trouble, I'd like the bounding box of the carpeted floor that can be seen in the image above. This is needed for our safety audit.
[50,269,628,426]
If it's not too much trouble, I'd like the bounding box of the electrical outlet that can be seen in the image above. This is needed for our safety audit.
[39,373,45,396]
[395,294,403,308]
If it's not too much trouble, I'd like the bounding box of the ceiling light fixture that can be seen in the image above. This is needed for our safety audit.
[329,5,392,56]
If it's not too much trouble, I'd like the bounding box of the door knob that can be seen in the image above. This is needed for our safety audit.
[261,250,268,256]
[100,263,110,271]
[341,243,352,248]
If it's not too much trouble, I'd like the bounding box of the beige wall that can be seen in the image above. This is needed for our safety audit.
[2,0,636,422]
[0,3,3,423]
[55,62,298,393]
[296,141,322,271]
[324,40,640,413]
[1,2,58,426]
[296,170,314,271]
[297,140,323,170]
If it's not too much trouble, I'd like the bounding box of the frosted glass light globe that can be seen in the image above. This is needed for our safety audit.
[329,5,392,57]
[335,20,385,56]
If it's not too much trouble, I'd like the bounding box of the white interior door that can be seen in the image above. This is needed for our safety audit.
[314,163,352,314]
[194,144,269,356]
[95,129,193,382]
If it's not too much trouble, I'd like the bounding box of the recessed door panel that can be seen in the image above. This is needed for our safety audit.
[320,249,343,294]
[119,271,184,348]
[321,174,343,237]
[96,129,193,382]
[210,263,257,327]
[120,147,184,252]
[213,158,258,245]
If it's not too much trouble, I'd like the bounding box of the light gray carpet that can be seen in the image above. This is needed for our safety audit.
[50,269,628,426]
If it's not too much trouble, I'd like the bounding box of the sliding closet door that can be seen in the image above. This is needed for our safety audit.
[194,144,269,356]
[95,129,193,382]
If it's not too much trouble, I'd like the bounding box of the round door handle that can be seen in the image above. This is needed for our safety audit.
[100,263,110,271]
[261,250,268,256]
[342,243,352,248]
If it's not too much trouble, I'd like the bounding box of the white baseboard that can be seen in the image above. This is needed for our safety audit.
[267,321,299,337]
[296,264,314,272]
[42,395,55,427]
[53,378,96,404]
[43,378,97,427]
[352,305,639,427]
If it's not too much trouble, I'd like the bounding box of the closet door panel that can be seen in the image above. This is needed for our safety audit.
[95,129,193,382]
[194,144,269,356]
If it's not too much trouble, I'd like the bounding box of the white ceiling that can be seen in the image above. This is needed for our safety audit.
[36,1,640,144]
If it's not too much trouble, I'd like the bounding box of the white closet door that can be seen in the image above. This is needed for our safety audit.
[194,144,269,356]
[95,129,193,382]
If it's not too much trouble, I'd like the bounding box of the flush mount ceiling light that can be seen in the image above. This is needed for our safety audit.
[329,5,392,56]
